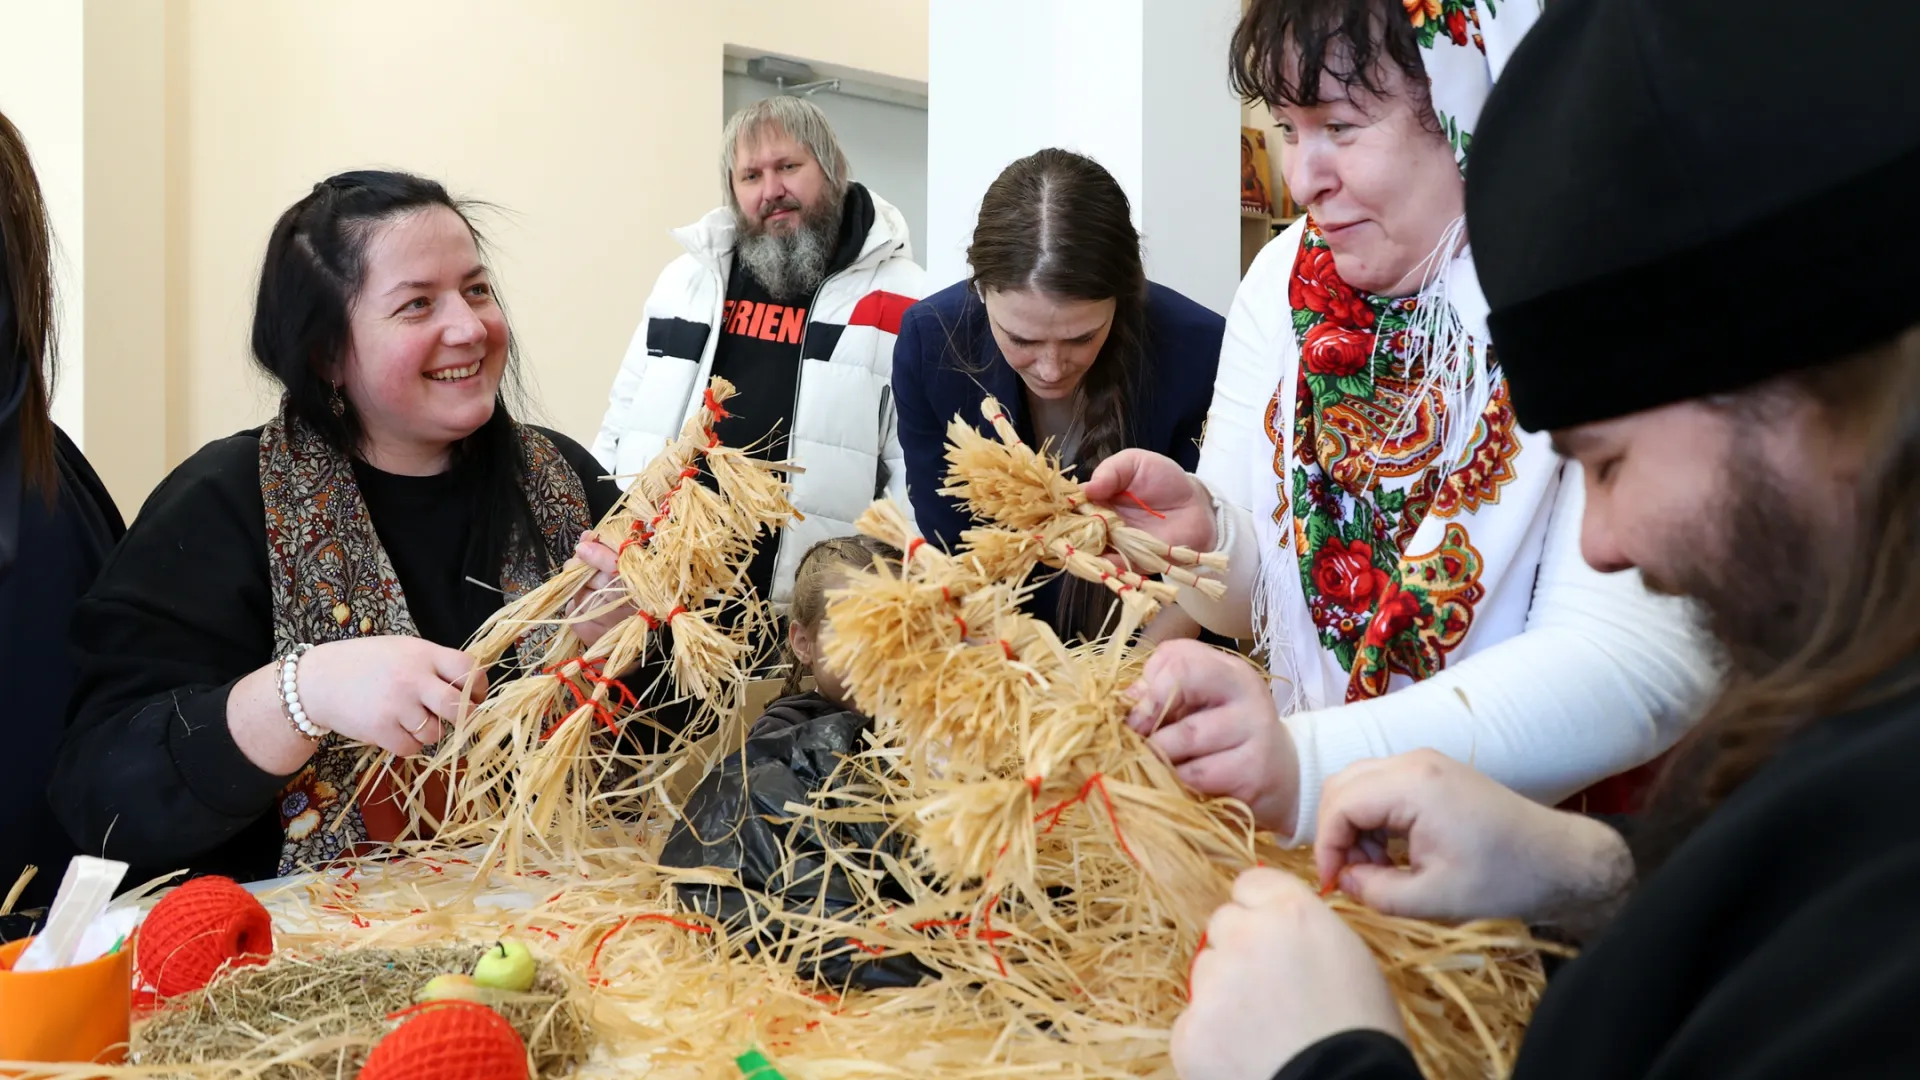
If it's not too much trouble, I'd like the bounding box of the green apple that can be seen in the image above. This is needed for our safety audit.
[418,972,490,1002]
[471,939,537,992]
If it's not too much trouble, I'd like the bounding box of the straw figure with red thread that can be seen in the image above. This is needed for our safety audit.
[358,999,528,1080]
[804,401,1557,1078]
[381,375,801,874]
[135,875,274,999]
[939,395,1231,626]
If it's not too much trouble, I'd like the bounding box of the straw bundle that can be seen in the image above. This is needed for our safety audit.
[797,403,1555,1076]
[940,397,1230,620]
[387,376,796,872]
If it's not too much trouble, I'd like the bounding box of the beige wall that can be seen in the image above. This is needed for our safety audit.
[3,0,928,514]
[84,1,171,503]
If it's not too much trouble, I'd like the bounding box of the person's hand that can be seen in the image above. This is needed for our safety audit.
[1125,639,1300,836]
[1314,750,1635,925]
[295,635,487,756]
[1174,867,1405,1080]
[566,532,638,648]
[1083,449,1215,553]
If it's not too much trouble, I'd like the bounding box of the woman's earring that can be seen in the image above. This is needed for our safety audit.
[329,383,346,417]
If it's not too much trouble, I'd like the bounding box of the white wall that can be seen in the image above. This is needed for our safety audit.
[927,0,1241,315]
[1143,0,1244,312]
[926,0,1136,290]
[722,73,929,264]
[0,0,86,442]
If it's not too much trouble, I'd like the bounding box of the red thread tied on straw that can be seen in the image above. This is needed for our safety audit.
[587,912,715,985]
[1118,489,1168,519]
[539,657,632,740]
[910,915,972,933]
[1186,930,1209,1001]
[977,891,1011,977]
[1030,773,1139,863]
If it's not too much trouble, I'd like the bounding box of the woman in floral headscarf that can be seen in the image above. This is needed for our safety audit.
[1088,0,1714,844]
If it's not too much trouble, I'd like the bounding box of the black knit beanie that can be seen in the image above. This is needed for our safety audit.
[1467,0,1920,431]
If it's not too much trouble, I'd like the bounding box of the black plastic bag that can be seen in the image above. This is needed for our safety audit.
[659,692,935,991]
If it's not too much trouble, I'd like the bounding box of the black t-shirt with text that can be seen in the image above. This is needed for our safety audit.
[706,184,874,601]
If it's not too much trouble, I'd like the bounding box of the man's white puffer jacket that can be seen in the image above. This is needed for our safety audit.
[592,187,925,607]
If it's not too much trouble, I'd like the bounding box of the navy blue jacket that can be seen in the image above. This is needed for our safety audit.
[892,280,1224,634]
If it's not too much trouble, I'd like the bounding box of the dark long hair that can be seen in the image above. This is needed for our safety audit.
[0,108,58,497]
[1636,331,1920,869]
[251,170,549,573]
[966,148,1150,640]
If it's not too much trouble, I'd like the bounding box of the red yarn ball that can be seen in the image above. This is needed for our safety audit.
[359,1001,528,1080]
[136,874,274,998]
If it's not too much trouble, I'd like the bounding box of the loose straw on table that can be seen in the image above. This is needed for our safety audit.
[107,394,1557,1080]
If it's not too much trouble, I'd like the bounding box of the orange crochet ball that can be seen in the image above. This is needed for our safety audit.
[136,874,274,998]
[358,1000,529,1080]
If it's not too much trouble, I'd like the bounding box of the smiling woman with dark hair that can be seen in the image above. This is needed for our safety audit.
[51,171,623,885]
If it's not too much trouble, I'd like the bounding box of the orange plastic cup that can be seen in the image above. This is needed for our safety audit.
[0,935,133,1068]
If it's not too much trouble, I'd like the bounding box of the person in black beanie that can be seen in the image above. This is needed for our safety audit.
[0,109,125,936]
[1160,0,1920,1077]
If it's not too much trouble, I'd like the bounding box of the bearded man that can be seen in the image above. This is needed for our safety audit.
[594,96,924,606]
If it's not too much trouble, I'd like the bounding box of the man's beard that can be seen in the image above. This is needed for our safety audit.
[735,191,842,303]
[1629,446,1849,873]
[1644,454,1832,681]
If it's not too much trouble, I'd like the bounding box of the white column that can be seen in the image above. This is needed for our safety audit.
[0,0,87,444]
[927,0,1244,316]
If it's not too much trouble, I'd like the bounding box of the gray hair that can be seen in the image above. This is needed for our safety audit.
[720,96,850,207]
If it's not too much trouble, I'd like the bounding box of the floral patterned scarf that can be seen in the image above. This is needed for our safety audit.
[259,404,590,876]
[1252,0,1550,710]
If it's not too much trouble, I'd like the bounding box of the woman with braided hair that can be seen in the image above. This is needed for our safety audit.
[892,148,1226,643]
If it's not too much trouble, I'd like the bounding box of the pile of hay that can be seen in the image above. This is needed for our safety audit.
[131,945,591,1079]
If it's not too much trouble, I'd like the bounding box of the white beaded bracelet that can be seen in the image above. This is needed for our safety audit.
[279,643,329,742]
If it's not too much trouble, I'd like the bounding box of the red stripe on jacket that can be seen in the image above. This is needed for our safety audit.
[849,290,916,336]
